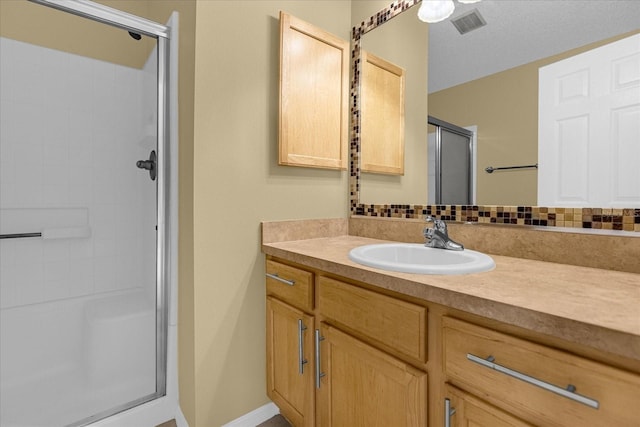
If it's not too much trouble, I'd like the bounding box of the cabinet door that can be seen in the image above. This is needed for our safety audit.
[267,297,315,427]
[444,384,532,427]
[316,323,427,427]
[361,50,405,175]
[279,11,349,170]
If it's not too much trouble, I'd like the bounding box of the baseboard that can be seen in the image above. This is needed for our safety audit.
[221,402,279,427]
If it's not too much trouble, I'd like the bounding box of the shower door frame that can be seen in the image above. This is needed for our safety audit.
[27,0,171,424]
[428,115,476,205]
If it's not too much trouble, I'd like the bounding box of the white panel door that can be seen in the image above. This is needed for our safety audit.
[538,33,640,207]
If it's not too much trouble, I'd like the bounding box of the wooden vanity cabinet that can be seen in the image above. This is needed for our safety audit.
[266,260,316,427]
[266,257,640,427]
[266,258,428,427]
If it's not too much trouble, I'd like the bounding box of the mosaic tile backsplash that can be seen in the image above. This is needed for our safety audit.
[355,205,640,232]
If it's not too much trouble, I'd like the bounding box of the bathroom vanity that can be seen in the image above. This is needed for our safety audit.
[262,219,640,427]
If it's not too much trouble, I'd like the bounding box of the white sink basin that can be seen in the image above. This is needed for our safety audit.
[348,243,495,275]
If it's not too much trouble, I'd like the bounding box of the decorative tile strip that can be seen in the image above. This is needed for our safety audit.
[355,205,640,232]
[350,0,421,213]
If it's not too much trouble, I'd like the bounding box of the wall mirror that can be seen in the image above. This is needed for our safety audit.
[351,0,640,212]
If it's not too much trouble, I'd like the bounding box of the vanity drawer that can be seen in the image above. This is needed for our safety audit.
[443,316,640,427]
[266,260,313,312]
[318,276,426,362]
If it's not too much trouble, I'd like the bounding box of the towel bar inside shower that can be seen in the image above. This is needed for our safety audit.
[485,163,538,173]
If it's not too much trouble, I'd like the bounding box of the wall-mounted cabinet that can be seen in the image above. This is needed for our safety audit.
[278,12,349,170]
[361,51,406,175]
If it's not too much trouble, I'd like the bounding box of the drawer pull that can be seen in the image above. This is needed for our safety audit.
[444,398,456,427]
[315,329,326,389]
[467,353,600,409]
[266,272,295,286]
[297,319,308,374]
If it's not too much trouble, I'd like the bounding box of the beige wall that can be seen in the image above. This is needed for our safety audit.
[429,29,640,206]
[353,1,429,204]
[0,0,158,68]
[191,1,350,425]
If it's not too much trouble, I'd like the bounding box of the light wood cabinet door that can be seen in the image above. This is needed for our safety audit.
[444,384,532,427]
[316,323,427,427]
[267,297,315,427]
[279,12,349,170]
[361,50,405,175]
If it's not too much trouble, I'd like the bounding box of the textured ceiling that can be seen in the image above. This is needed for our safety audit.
[428,0,640,93]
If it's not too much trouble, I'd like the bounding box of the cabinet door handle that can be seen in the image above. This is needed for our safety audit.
[315,329,326,389]
[266,272,295,286]
[444,398,456,427]
[298,319,308,374]
[467,353,599,409]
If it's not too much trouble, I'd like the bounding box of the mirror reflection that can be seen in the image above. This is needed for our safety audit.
[356,0,640,207]
[358,4,428,205]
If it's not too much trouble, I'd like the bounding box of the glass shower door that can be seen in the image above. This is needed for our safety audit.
[0,2,167,426]
[439,128,472,205]
[428,116,474,205]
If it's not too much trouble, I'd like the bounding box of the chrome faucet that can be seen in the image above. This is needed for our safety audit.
[423,216,464,251]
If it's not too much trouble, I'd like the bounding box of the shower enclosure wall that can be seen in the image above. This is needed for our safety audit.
[0,1,175,426]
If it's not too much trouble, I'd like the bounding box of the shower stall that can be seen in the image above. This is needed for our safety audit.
[0,1,177,426]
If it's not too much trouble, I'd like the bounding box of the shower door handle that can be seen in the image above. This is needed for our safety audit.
[136,150,156,181]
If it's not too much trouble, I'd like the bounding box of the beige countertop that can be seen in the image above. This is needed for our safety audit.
[262,234,640,361]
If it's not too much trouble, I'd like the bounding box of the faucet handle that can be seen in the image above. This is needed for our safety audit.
[425,216,447,234]
[423,216,463,251]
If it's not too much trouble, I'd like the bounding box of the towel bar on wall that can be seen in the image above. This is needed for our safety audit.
[485,163,538,173]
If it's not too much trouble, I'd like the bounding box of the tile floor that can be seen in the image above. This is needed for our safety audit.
[257,414,292,427]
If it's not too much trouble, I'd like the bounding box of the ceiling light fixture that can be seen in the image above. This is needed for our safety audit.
[418,0,482,24]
